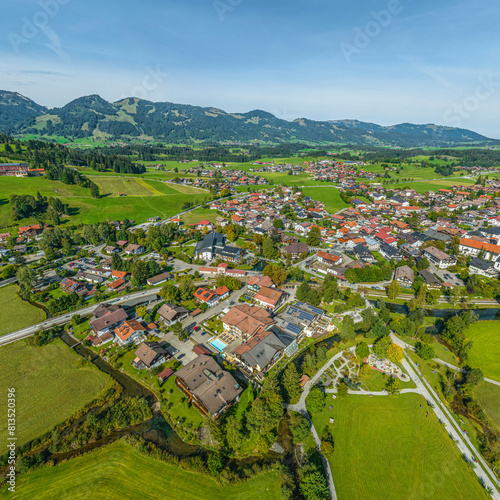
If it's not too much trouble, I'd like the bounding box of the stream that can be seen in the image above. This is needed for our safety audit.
[57,332,198,458]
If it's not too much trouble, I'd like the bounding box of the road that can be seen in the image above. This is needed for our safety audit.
[391,333,500,387]
[288,351,344,500]
[289,339,500,499]
[0,288,162,347]
[403,356,500,497]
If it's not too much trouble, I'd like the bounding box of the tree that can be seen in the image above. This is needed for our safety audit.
[321,440,334,457]
[16,266,35,299]
[386,377,401,395]
[355,341,370,361]
[387,280,400,300]
[225,415,243,451]
[262,237,279,260]
[289,412,311,444]
[273,218,284,229]
[296,281,311,301]
[171,321,183,337]
[207,452,224,477]
[299,463,330,500]
[263,263,288,286]
[386,343,404,364]
[306,226,321,247]
[416,257,429,271]
[111,252,123,271]
[415,341,435,360]
[160,282,180,303]
[339,315,356,342]
[449,286,463,307]
[136,305,147,318]
[337,381,348,397]
[282,362,302,403]
[373,337,391,358]
[306,387,325,413]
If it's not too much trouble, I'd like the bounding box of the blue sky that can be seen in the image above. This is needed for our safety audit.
[2,0,500,137]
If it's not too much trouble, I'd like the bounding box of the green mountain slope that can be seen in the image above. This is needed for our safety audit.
[1,90,494,147]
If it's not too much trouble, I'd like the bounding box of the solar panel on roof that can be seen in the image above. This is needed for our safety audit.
[285,323,302,335]
[306,305,324,315]
[298,311,315,322]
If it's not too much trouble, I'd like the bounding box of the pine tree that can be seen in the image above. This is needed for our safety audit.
[283,362,302,403]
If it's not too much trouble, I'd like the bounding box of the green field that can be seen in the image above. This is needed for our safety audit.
[7,440,281,500]
[93,177,162,197]
[0,176,209,231]
[0,340,111,445]
[474,382,500,430]
[467,321,500,381]
[313,394,487,500]
[301,186,349,213]
[0,285,45,336]
[384,178,475,195]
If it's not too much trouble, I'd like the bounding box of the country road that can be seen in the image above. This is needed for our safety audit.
[0,288,162,347]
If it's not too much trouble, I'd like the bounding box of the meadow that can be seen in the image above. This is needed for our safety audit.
[384,178,476,195]
[0,175,209,232]
[300,186,349,212]
[6,440,282,500]
[466,321,500,381]
[312,393,488,500]
[474,382,500,430]
[0,340,111,445]
[0,285,45,336]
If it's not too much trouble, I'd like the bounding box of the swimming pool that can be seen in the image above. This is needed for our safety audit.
[210,338,227,352]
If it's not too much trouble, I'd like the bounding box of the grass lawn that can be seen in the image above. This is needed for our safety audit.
[466,321,500,381]
[7,440,281,500]
[313,393,488,500]
[162,375,205,432]
[0,285,45,336]
[0,340,111,445]
[400,335,460,366]
[180,207,219,226]
[300,186,349,213]
[474,381,500,431]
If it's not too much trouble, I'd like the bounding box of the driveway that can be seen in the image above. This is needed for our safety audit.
[160,331,197,365]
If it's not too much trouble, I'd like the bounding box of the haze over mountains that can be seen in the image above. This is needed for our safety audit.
[0,90,495,148]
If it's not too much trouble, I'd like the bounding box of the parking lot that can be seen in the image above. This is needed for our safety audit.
[430,263,464,287]
[160,331,198,364]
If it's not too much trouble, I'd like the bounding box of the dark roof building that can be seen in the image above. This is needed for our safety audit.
[175,355,242,417]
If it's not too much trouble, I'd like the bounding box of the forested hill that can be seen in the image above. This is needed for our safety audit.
[0,90,496,147]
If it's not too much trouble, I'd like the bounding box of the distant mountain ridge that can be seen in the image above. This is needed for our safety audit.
[0,90,495,147]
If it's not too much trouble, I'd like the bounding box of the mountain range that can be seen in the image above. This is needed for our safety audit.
[0,90,495,148]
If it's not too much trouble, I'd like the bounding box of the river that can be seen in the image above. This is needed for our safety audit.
[59,332,198,457]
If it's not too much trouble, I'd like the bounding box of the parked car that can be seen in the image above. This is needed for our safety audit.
[193,326,201,331]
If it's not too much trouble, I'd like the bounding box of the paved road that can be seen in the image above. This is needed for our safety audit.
[403,356,500,497]
[391,333,500,387]
[0,288,162,346]
[289,351,344,500]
